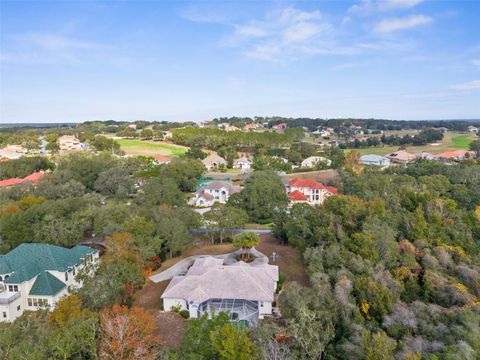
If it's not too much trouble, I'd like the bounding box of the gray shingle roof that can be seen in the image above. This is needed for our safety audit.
[161,257,278,303]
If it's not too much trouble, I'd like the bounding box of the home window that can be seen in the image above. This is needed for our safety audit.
[14,285,18,292]
[8,285,13,292]
[17,305,20,311]
[2,312,6,318]
[65,272,68,282]
[72,267,76,276]
[33,299,38,306]
[28,299,32,306]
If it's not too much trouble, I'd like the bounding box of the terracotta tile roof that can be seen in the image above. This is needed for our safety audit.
[289,190,308,201]
[288,178,337,194]
[0,171,44,188]
[434,150,467,159]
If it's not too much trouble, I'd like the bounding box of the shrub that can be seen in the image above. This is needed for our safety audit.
[170,305,181,313]
[179,310,190,319]
[276,283,283,293]
[279,272,286,284]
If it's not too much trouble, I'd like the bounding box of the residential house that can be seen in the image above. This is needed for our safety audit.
[0,171,45,189]
[202,155,228,170]
[385,150,416,165]
[434,150,475,162]
[0,243,99,322]
[312,129,331,137]
[467,125,479,133]
[58,135,83,154]
[272,123,288,130]
[415,151,434,160]
[286,178,337,206]
[243,124,257,131]
[161,257,278,324]
[301,156,332,168]
[0,145,27,160]
[233,157,252,172]
[189,181,241,207]
[152,155,172,165]
[359,154,390,167]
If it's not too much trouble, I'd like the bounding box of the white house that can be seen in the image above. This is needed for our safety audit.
[286,178,337,206]
[312,129,331,137]
[161,257,278,324]
[233,157,252,172]
[301,156,332,168]
[202,155,228,170]
[189,181,241,207]
[359,154,390,167]
[0,243,99,322]
[467,125,479,133]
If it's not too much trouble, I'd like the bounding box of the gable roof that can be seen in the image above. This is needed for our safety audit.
[29,271,66,296]
[288,178,337,194]
[360,154,390,163]
[0,244,98,284]
[289,190,308,201]
[200,181,240,192]
[162,257,278,303]
[434,150,468,159]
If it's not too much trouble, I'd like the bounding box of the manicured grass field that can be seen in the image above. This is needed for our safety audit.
[348,132,477,156]
[115,139,188,156]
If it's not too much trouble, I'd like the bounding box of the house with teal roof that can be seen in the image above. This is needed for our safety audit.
[0,243,99,322]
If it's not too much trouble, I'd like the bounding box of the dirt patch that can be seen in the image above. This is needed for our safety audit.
[154,311,187,349]
[257,234,309,286]
[133,279,170,311]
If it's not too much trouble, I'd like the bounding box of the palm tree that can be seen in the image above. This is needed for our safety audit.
[233,231,260,261]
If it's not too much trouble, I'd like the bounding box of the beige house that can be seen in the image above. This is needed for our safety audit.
[58,135,82,154]
[385,150,416,165]
[301,156,332,168]
[0,145,28,160]
[202,155,227,170]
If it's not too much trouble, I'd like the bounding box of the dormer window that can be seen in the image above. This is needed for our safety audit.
[65,272,68,282]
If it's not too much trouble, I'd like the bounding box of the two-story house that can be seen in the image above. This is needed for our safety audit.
[0,243,99,322]
[189,181,241,207]
[286,178,337,206]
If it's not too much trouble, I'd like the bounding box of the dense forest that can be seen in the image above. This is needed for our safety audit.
[272,160,480,359]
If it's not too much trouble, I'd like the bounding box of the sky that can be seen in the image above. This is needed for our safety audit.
[1,0,479,123]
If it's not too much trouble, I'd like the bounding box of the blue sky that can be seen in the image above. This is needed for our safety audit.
[1,0,479,123]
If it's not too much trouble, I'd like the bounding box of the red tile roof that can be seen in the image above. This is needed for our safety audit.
[288,178,337,194]
[0,171,45,188]
[288,190,308,201]
[434,150,467,159]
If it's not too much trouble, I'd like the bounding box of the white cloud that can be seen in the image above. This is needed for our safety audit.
[349,0,424,14]
[451,80,480,90]
[225,7,341,61]
[374,15,433,33]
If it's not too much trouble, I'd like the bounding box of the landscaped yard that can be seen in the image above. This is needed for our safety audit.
[114,138,189,156]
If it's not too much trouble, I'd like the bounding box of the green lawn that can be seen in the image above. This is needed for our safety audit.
[451,135,475,149]
[115,139,188,156]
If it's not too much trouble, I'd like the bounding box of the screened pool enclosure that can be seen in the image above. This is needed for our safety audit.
[198,298,259,326]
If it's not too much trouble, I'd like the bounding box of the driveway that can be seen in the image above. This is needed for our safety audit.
[149,247,269,283]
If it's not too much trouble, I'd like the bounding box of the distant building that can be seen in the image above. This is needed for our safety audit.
[286,178,337,206]
[58,135,82,154]
[161,257,278,323]
[385,150,416,165]
[434,150,475,162]
[202,155,228,170]
[467,125,479,133]
[359,154,390,167]
[301,156,332,168]
[0,145,27,160]
[312,129,331,137]
[152,155,172,165]
[189,181,241,207]
[233,157,252,172]
[243,124,257,131]
[272,123,288,130]
[414,151,434,160]
[0,243,99,322]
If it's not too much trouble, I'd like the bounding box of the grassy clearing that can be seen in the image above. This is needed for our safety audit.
[115,139,188,156]
[347,132,477,156]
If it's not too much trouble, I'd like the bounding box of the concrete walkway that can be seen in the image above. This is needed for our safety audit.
[149,247,269,283]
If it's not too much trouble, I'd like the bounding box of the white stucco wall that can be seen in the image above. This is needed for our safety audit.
[163,298,187,311]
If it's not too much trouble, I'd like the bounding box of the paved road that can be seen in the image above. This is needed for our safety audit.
[149,247,269,283]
